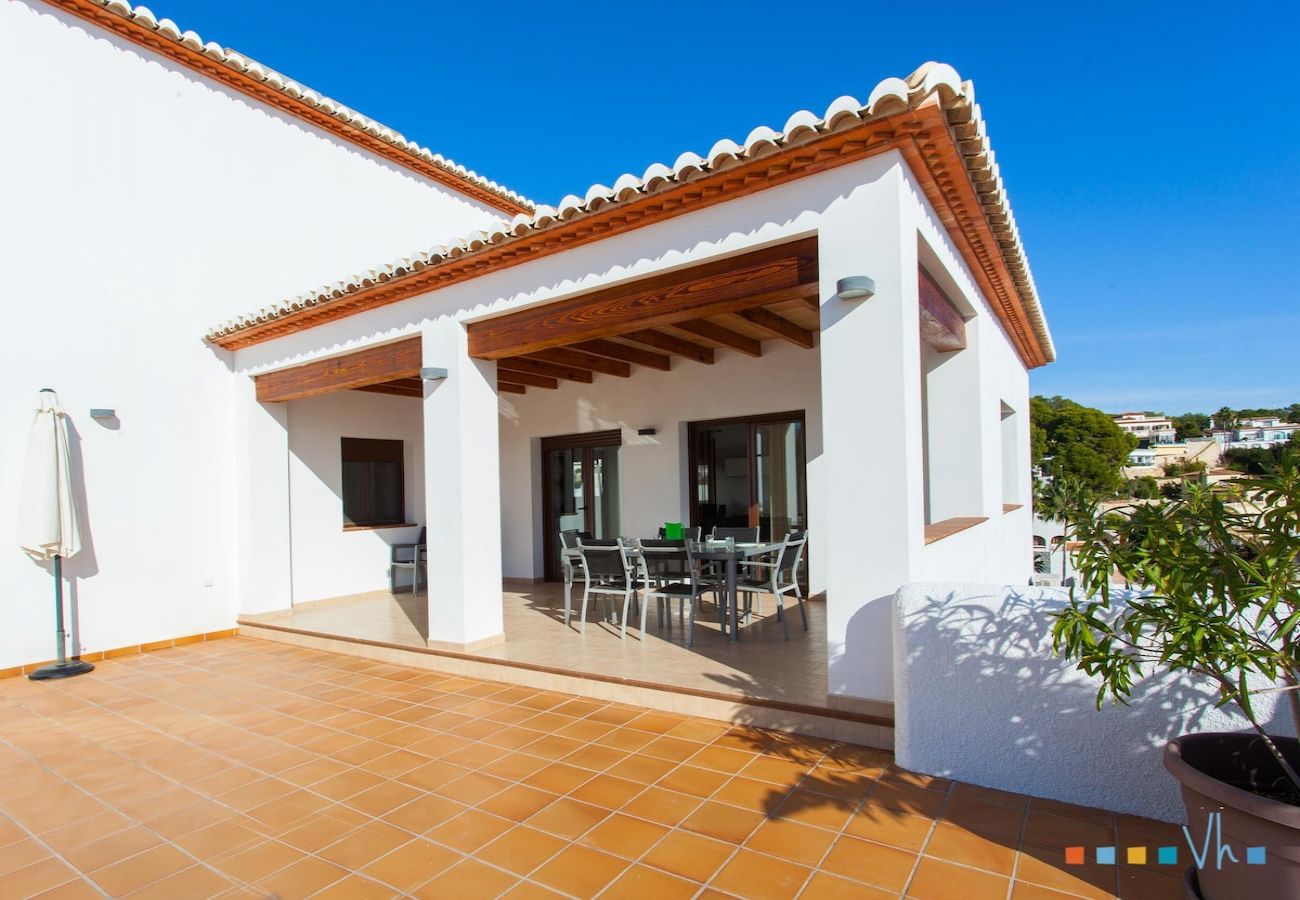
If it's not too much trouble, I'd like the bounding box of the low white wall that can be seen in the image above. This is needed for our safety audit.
[287,391,425,603]
[497,340,824,589]
[893,583,1295,822]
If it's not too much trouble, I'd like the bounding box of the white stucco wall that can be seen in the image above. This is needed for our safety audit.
[0,0,506,667]
[286,391,425,603]
[893,584,1296,823]
[497,340,824,586]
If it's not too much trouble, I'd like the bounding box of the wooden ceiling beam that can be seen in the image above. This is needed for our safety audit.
[498,357,593,383]
[623,330,714,365]
[495,370,559,389]
[525,348,630,378]
[573,339,671,372]
[737,308,815,350]
[498,382,527,395]
[354,377,423,398]
[255,336,422,403]
[466,238,818,359]
[674,320,762,358]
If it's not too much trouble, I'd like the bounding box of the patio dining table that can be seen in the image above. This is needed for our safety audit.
[684,540,782,642]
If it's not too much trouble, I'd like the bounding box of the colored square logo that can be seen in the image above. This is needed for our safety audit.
[1096,847,1116,865]
[1157,846,1179,865]
[1064,847,1085,865]
[1246,846,1267,865]
[1126,846,1147,865]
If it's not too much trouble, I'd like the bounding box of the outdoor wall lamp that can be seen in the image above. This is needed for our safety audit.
[836,275,876,300]
[420,367,448,381]
[89,408,116,419]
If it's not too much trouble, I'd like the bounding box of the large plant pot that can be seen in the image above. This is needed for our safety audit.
[1164,733,1300,899]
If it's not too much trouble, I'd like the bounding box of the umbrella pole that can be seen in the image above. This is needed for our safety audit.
[28,554,94,681]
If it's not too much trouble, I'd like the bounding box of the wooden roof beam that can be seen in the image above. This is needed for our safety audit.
[525,348,631,377]
[623,330,714,365]
[736,308,815,349]
[495,370,559,389]
[255,336,422,403]
[674,320,762,357]
[498,357,593,383]
[498,382,527,395]
[573,339,671,371]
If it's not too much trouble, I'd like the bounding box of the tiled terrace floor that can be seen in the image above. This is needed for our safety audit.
[0,638,1181,899]
[245,582,838,715]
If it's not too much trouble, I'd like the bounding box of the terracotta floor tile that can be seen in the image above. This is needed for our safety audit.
[411,858,518,899]
[0,837,53,876]
[606,753,677,783]
[597,727,657,753]
[343,778,423,817]
[710,848,811,900]
[527,762,596,795]
[799,768,878,802]
[950,780,1032,809]
[399,759,471,792]
[1115,866,1184,900]
[1010,882,1087,900]
[563,743,627,773]
[1014,844,1119,900]
[800,870,895,899]
[435,771,512,806]
[276,814,363,853]
[531,843,629,898]
[820,835,916,892]
[681,800,765,845]
[312,768,387,802]
[688,744,759,774]
[668,719,732,743]
[312,873,396,899]
[643,830,735,883]
[641,736,706,763]
[478,783,557,822]
[924,821,1017,875]
[126,864,238,899]
[864,781,947,818]
[255,856,350,898]
[479,751,552,782]
[844,808,935,851]
[425,809,514,853]
[360,748,429,779]
[525,797,610,840]
[63,827,163,873]
[623,785,707,828]
[522,735,586,762]
[212,839,304,884]
[741,754,813,786]
[602,863,700,899]
[745,817,836,866]
[278,756,351,787]
[27,877,105,900]
[569,774,644,810]
[318,820,412,869]
[939,794,1027,842]
[658,764,732,799]
[361,837,461,892]
[773,789,856,832]
[477,825,567,875]
[1022,810,1117,850]
[713,774,790,813]
[1028,796,1116,827]
[3,857,80,897]
[907,856,1010,900]
[580,812,669,860]
[87,843,193,896]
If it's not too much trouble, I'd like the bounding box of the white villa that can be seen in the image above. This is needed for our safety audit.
[1111,412,1176,444]
[1,0,1052,745]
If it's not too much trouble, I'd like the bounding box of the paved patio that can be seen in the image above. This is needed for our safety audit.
[0,638,1181,898]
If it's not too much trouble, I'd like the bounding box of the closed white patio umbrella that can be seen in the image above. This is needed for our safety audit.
[16,389,93,680]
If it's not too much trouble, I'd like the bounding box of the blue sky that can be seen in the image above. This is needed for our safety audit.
[157,0,1299,415]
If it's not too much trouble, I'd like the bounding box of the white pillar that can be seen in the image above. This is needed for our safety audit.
[818,161,923,703]
[422,317,505,648]
[231,375,292,615]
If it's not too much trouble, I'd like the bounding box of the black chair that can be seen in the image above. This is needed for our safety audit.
[574,538,640,637]
[711,525,760,543]
[390,527,427,594]
[736,530,809,639]
[637,540,710,648]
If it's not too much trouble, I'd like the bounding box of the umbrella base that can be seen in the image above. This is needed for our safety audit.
[28,660,94,681]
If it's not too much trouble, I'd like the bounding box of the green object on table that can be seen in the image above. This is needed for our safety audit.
[663,522,685,540]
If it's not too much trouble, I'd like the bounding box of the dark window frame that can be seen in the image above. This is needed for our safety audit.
[340,437,406,528]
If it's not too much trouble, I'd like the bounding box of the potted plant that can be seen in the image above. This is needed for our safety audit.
[1051,462,1300,899]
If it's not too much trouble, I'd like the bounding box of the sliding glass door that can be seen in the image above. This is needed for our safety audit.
[689,412,806,541]
[541,430,622,581]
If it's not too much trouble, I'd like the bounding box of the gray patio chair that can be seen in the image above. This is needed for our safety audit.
[389,527,426,594]
[735,529,809,639]
[710,525,760,543]
[574,538,640,637]
[637,539,709,648]
[559,528,589,626]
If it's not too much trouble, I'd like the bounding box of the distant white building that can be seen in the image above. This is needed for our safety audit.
[1213,417,1299,449]
[1111,412,1176,444]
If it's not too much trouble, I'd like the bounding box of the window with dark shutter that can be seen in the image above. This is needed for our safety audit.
[340,438,404,527]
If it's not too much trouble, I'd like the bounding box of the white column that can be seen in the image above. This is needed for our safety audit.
[231,375,293,615]
[818,161,924,703]
[422,317,505,648]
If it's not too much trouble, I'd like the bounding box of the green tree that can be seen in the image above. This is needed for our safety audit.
[1127,476,1160,499]
[1213,406,1239,432]
[1030,396,1137,494]
[1172,413,1211,441]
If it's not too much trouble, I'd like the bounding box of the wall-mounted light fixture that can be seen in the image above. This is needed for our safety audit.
[637,428,657,436]
[89,408,116,419]
[420,367,448,381]
[836,275,876,300]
